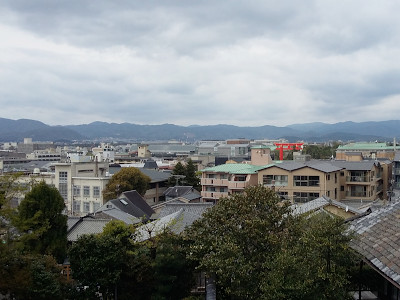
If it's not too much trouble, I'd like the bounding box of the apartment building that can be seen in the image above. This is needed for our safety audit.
[394,151,400,190]
[257,161,343,203]
[336,142,396,160]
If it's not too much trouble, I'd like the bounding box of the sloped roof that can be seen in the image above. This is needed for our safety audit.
[271,161,343,173]
[330,160,379,171]
[139,168,171,183]
[159,202,214,218]
[202,163,271,174]
[118,190,155,219]
[67,217,110,242]
[350,201,400,288]
[290,196,362,216]
[135,209,201,241]
[93,208,141,224]
[163,186,201,199]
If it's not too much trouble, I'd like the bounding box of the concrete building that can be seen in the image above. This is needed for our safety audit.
[336,142,396,160]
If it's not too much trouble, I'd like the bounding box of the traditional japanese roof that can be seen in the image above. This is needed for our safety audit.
[139,168,171,183]
[201,163,271,174]
[158,202,214,218]
[350,201,400,288]
[93,208,141,224]
[67,217,110,242]
[291,196,363,217]
[135,209,201,241]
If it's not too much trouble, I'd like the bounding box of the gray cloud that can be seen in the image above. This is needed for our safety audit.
[1,0,400,127]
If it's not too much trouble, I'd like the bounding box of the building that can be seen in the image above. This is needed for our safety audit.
[257,161,343,203]
[336,142,396,160]
[393,151,400,190]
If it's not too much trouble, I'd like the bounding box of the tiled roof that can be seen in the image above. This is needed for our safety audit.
[159,202,214,218]
[201,163,271,174]
[163,186,195,198]
[330,160,379,171]
[94,208,141,224]
[349,201,400,288]
[272,161,343,173]
[67,218,110,242]
[290,196,363,216]
[337,143,393,151]
[135,209,201,241]
[139,168,171,183]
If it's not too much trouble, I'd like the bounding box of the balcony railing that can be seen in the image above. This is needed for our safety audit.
[228,181,250,189]
[201,191,228,199]
[346,176,370,183]
[346,191,368,197]
[201,178,228,186]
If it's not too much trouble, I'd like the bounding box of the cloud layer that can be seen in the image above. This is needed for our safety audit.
[1,0,400,126]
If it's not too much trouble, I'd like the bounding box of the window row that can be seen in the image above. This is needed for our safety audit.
[73,185,101,198]
[262,175,320,187]
[73,200,101,213]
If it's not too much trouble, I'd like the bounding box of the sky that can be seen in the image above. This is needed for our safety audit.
[1,0,400,127]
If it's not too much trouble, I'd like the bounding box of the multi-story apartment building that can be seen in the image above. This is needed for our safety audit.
[394,151,400,190]
[257,161,343,203]
[336,142,396,160]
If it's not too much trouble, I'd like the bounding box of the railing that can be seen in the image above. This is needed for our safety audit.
[376,184,383,193]
[228,181,250,189]
[346,176,370,183]
[201,178,229,186]
[201,191,228,199]
[346,191,368,197]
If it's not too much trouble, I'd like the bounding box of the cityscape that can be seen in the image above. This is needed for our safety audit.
[2,0,400,299]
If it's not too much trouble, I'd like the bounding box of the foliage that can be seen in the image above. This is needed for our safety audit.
[0,250,65,300]
[69,221,195,299]
[103,167,151,200]
[302,144,338,159]
[186,185,356,299]
[168,159,201,190]
[14,181,67,262]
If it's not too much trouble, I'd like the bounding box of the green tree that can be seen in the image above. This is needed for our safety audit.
[186,185,355,299]
[14,181,67,262]
[103,167,151,200]
[184,159,201,191]
[167,161,186,186]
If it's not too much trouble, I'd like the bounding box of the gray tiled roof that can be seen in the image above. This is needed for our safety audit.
[330,160,379,171]
[274,161,343,173]
[290,196,362,216]
[159,202,214,218]
[67,218,110,242]
[135,209,201,241]
[349,201,400,287]
[94,208,141,224]
[139,168,171,183]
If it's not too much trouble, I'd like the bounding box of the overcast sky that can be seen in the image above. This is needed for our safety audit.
[1,1,400,127]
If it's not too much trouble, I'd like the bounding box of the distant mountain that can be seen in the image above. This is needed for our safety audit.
[0,117,399,142]
[0,118,84,142]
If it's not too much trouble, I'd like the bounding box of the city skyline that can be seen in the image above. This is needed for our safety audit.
[1,1,400,127]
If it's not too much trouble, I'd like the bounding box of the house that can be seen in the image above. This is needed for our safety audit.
[349,201,400,299]
[163,186,202,202]
[96,190,155,221]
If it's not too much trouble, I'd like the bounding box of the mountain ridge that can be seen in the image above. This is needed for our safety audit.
[0,118,399,142]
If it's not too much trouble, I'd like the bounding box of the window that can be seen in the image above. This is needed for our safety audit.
[220,174,228,179]
[83,202,90,213]
[263,175,288,186]
[293,192,320,203]
[340,172,344,177]
[327,174,330,181]
[341,185,344,191]
[73,185,81,196]
[73,201,81,213]
[294,175,320,187]
[207,187,216,192]
[93,186,100,198]
[83,186,90,197]
[207,174,215,179]
[58,171,68,201]
[93,202,100,212]
[220,187,228,193]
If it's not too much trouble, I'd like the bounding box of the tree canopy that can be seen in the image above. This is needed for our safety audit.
[103,167,151,200]
[167,159,201,190]
[186,185,357,299]
[14,181,67,262]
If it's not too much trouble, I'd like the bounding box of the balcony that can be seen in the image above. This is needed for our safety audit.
[228,180,250,190]
[201,191,228,199]
[346,176,370,183]
[201,178,229,186]
[346,191,368,198]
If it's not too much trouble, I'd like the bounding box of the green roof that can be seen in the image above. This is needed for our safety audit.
[337,142,394,151]
[201,163,272,174]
